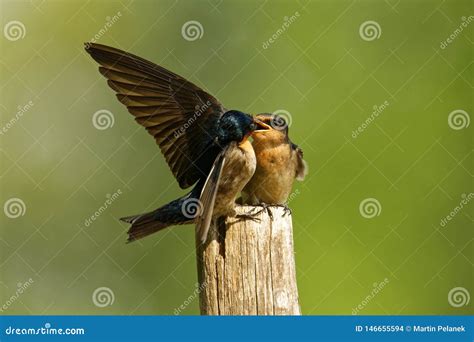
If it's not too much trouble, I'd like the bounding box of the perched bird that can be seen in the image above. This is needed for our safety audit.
[242,113,308,207]
[85,43,270,242]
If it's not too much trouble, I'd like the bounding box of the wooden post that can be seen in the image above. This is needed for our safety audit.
[196,205,301,315]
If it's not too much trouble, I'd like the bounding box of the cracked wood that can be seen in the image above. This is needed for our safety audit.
[196,205,301,315]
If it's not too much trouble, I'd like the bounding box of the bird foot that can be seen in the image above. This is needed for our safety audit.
[235,210,262,223]
[249,203,275,220]
[277,204,292,217]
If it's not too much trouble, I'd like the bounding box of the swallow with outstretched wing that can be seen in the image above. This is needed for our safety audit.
[85,43,270,243]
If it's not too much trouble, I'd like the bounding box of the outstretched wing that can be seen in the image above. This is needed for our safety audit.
[85,43,226,189]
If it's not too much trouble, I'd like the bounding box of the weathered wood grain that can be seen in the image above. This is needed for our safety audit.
[196,205,301,315]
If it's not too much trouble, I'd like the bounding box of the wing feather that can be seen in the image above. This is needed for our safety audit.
[196,147,228,242]
[85,42,226,189]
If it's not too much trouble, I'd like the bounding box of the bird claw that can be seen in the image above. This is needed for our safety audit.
[255,204,291,218]
[236,204,291,222]
[249,203,274,220]
[236,211,261,223]
[278,205,292,217]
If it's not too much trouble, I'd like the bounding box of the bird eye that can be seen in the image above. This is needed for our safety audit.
[271,115,286,129]
[249,123,257,131]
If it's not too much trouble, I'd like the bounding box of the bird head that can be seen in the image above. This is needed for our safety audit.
[251,113,290,146]
[217,110,270,145]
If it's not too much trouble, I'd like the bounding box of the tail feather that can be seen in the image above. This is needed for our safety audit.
[121,195,194,242]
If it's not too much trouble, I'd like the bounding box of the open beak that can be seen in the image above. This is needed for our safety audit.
[253,119,272,132]
[241,118,272,144]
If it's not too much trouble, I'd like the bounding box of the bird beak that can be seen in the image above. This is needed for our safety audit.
[253,119,272,132]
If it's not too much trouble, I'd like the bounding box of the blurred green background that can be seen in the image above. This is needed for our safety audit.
[0,0,472,315]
